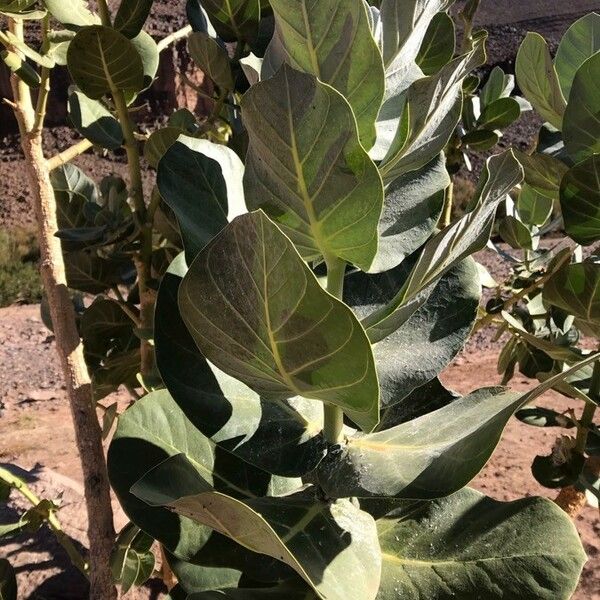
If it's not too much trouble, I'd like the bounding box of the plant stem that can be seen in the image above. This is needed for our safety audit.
[156,25,192,52]
[0,468,88,576]
[323,256,346,444]
[47,139,94,170]
[7,18,116,599]
[96,0,111,26]
[442,180,454,227]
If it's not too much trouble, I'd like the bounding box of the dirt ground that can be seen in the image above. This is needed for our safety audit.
[1,283,599,599]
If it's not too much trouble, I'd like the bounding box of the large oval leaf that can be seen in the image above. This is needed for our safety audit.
[515,32,566,130]
[374,488,586,599]
[370,153,448,273]
[555,12,600,100]
[514,150,568,200]
[107,390,297,561]
[317,353,600,499]
[68,90,123,150]
[188,32,234,92]
[132,454,382,600]
[415,11,455,76]
[67,25,144,99]
[364,151,523,343]
[242,65,383,271]
[560,154,600,245]
[178,211,380,432]
[268,0,385,149]
[157,136,246,263]
[155,255,327,477]
[197,0,262,42]
[114,0,153,39]
[563,52,600,163]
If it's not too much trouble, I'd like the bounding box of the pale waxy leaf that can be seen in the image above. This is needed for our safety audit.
[560,154,600,245]
[43,0,100,28]
[67,25,144,99]
[374,488,586,600]
[155,255,327,477]
[380,34,486,184]
[107,389,298,561]
[364,150,523,343]
[179,211,380,432]
[370,153,448,273]
[317,352,600,499]
[242,65,383,271]
[555,12,600,100]
[563,52,600,163]
[132,453,382,600]
[515,32,566,130]
[269,0,385,149]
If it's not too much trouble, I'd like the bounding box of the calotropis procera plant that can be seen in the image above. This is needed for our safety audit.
[477,13,600,517]
[101,2,596,599]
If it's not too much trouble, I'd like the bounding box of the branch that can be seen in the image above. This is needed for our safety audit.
[157,25,192,53]
[46,139,94,170]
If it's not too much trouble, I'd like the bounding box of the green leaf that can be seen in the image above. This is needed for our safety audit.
[242,65,383,271]
[0,0,35,12]
[68,90,123,150]
[132,454,382,600]
[517,183,553,226]
[144,127,183,169]
[269,0,385,149]
[157,136,246,263]
[0,559,16,600]
[346,258,480,415]
[107,390,297,561]
[179,211,380,432]
[563,52,600,162]
[372,0,455,160]
[514,150,568,200]
[199,0,262,42]
[1,49,41,88]
[114,0,153,39]
[0,30,55,67]
[416,11,455,76]
[544,262,600,330]
[498,215,535,250]
[370,154,448,273]
[43,0,100,28]
[64,251,127,294]
[130,30,159,90]
[555,12,600,100]
[364,150,523,343]
[67,25,144,99]
[515,32,566,130]
[51,163,98,203]
[187,582,317,599]
[317,352,600,499]
[561,154,600,245]
[111,523,155,593]
[480,66,514,109]
[155,255,326,477]
[188,32,234,92]
[380,34,486,183]
[462,129,498,151]
[374,488,586,599]
[165,552,243,594]
[478,97,521,129]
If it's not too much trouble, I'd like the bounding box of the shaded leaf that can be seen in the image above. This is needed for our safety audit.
[269,0,385,149]
[67,25,144,99]
[513,149,568,200]
[370,154,448,273]
[517,183,553,226]
[188,32,234,91]
[0,559,16,600]
[515,32,566,130]
[480,66,514,109]
[242,65,383,271]
[107,389,297,561]
[563,52,600,162]
[68,90,123,150]
[498,215,534,250]
[478,97,520,129]
[374,488,586,600]
[179,211,380,431]
[132,454,382,600]
[416,11,455,76]
[199,0,262,42]
[155,255,326,477]
[364,151,522,342]
[114,0,154,39]
[157,136,246,263]
[561,154,600,245]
